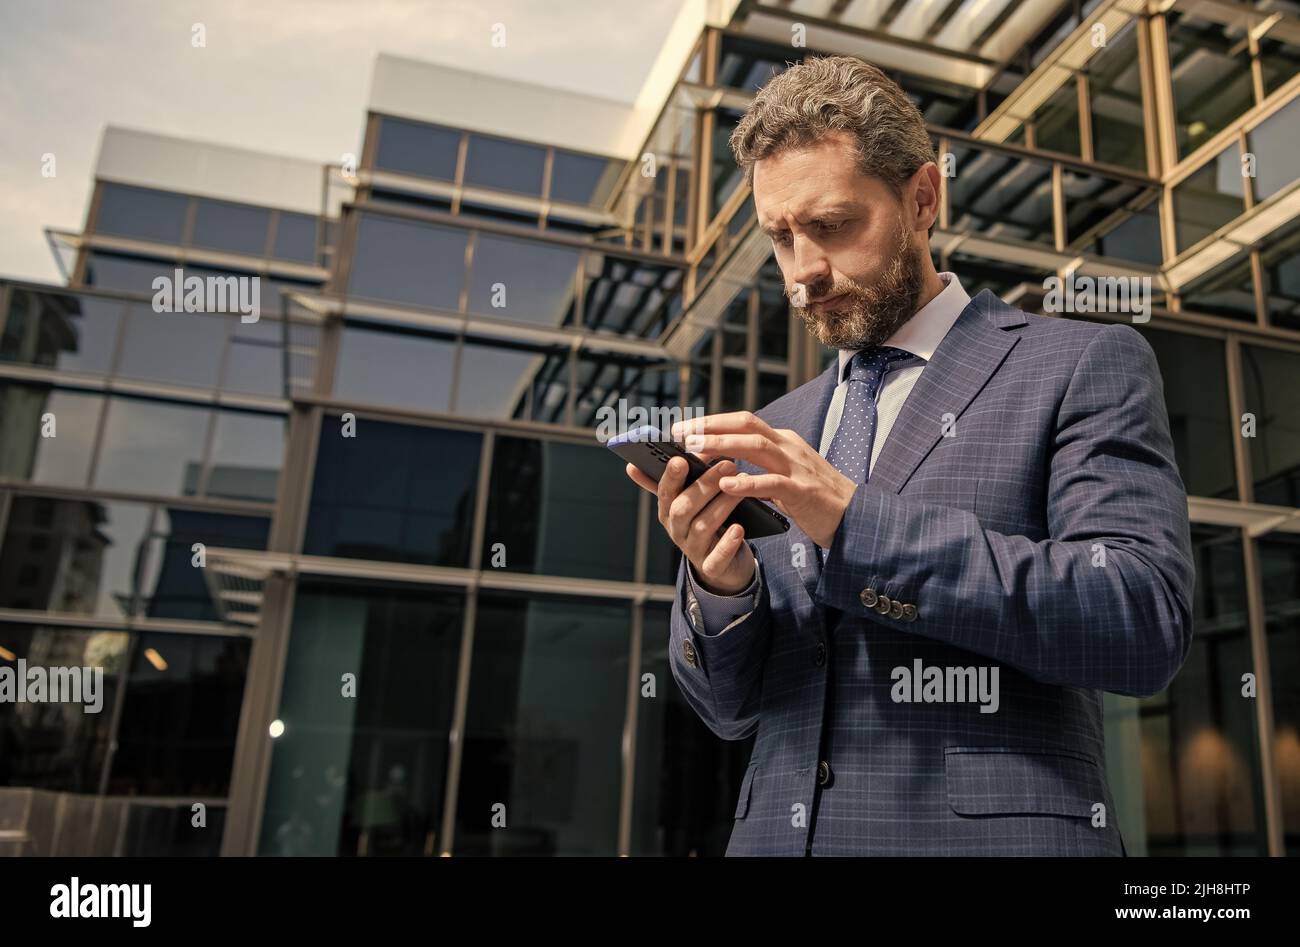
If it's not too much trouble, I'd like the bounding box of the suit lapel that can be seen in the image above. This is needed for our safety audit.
[866,290,1023,496]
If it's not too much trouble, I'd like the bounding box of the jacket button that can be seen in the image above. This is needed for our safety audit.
[859,587,878,608]
[818,760,832,786]
[902,604,918,622]
[683,639,698,668]
[874,595,892,615]
[889,600,904,620]
[814,641,826,667]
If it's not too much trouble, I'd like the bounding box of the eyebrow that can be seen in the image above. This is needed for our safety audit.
[759,205,859,235]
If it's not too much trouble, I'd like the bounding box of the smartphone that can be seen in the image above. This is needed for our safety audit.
[607,424,790,538]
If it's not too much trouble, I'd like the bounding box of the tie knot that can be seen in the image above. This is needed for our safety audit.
[846,346,914,386]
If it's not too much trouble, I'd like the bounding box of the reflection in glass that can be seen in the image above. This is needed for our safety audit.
[348,215,468,310]
[335,322,455,412]
[1258,533,1300,855]
[1031,79,1081,156]
[1261,219,1300,332]
[1241,344,1300,507]
[457,339,560,420]
[207,409,285,502]
[947,145,1056,246]
[93,397,208,497]
[192,199,271,256]
[1247,95,1300,203]
[455,592,628,855]
[0,291,123,374]
[1172,144,1244,253]
[581,254,683,337]
[107,632,250,797]
[0,624,128,792]
[1180,252,1257,322]
[141,507,269,620]
[1087,20,1147,171]
[115,305,230,389]
[631,603,754,855]
[0,384,101,488]
[258,581,463,856]
[1166,13,1256,159]
[303,418,480,567]
[466,235,578,325]
[94,184,188,244]
[483,436,638,581]
[0,496,151,618]
[1135,525,1266,854]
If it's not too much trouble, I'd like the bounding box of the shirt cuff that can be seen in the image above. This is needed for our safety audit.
[684,558,761,636]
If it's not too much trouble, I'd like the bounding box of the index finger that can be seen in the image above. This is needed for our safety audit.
[671,410,775,440]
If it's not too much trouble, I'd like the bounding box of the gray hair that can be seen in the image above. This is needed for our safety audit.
[729,56,935,199]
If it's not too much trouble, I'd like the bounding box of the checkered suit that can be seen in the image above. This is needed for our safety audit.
[668,289,1195,856]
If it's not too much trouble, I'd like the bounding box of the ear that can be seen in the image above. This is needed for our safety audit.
[908,162,942,232]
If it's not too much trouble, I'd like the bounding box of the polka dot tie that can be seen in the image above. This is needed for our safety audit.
[825,346,915,484]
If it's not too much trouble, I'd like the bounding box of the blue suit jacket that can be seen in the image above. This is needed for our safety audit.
[669,289,1195,856]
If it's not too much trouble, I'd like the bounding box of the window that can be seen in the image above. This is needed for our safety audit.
[115,303,230,390]
[1261,219,1300,332]
[1063,173,1158,265]
[463,134,545,195]
[140,507,270,620]
[1,291,124,374]
[457,338,563,420]
[1031,79,1081,156]
[1258,532,1300,855]
[581,254,683,337]
[93,396,211,497]
[1180,253,1257,322]
[193,199,271,255]
[455,592,629,855]
[375,117,461,182]
[1241,344,1300,507]
[1247,96,1300,203]
[94,184,188,244]
[549,150,615,206]
[272,212,319,263]
[1171,144,1244,253]
[0,384,102,488]
[258,581,465,856]
[466,234,579,325]
[303,418,481,567]
[947,145,1056,247]
[1166,12,1256,160]
[334,322,456,412]
[1086,21,1147,172]
[482,436,638,581]
[207,409,285,502]
[348,215,468,310]
[82,253,175,295]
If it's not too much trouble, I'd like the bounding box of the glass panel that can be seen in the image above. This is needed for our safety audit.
[272,212,319,263]
[1140,328,1237,500]
[1135,525,1265,854]
[630,602,755,855]
[1258,34,1300,96]
[115,303,230,389]
[1180,252,1257,321]
[192,199,271,255]
[375,117,461,181]
[0,496,153,618]
[482,436,638,581]
[303,418,481,567]
[456,338,563,420]
[1242,344,1300,507]
[466,234,579,326]
[573,350,681,435]
[105,632,251,796]
[1032,78,1082,156]
[709,109,744,218]
[1082,198,1164,267]
[206,409,284,502]
[222,319,284,398]
[0,384,101,487]
[258,581,463,856]
[1087,20,1147,172]
[947,145,1056,246]
[1166,12,1256,159]
[1,291,123,374]
[455,592,628,855]
[0,624,128,792]
[334,322,455,412]
[348,214,468,310]
[81,253,173,295]
[463,135,546,195]
[645,508,681,586]
[1261,218,1300,331]
[758,260,789,360]
[140,507,269,620]
[581,254,683,337]
[717,34,797,93]
[549,150,616,206]
[1172,144,1245,253]
[1258,532,1300,855]
[1247,95,1300,202]
[94,184,188,243]
[94,396,211,497]
[121,802,225,856]
[1062,172,1153,264]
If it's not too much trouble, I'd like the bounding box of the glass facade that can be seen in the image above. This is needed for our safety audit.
[4,0,1300,858]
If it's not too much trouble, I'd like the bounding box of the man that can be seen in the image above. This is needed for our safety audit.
[623,56,1194,856]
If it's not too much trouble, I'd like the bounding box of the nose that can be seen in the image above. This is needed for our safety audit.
[790,235,831,293]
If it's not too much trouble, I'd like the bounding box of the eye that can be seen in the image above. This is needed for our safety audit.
[817,219,846,234]
[770,230,793,248]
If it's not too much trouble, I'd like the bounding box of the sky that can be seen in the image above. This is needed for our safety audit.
[0,0,686,282]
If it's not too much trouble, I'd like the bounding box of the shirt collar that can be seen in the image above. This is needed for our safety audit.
[837,271,970,383]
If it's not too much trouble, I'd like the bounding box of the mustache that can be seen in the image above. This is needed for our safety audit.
[786,278,859,305]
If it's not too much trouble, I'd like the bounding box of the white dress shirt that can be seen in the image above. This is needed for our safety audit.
[686,271,972,633]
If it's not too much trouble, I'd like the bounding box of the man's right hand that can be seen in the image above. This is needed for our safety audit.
[624,456,757,595]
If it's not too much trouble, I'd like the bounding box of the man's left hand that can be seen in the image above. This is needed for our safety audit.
[672,411,856,549]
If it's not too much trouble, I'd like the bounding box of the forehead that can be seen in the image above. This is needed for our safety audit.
[751,131,881,221]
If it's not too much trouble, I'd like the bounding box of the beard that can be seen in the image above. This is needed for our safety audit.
[788,214,926,350]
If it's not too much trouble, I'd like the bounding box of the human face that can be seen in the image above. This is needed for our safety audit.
[752,130,933,349]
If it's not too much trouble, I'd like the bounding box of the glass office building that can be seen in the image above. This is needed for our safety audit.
[1,0,1299,856]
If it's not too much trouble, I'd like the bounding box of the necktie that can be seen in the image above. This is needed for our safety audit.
[824,346,915,484]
